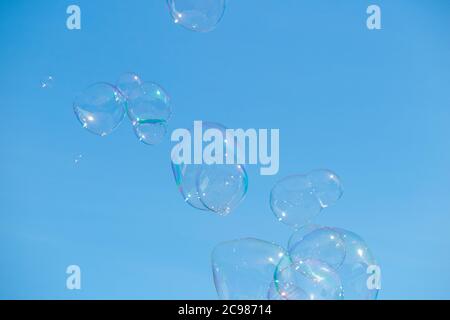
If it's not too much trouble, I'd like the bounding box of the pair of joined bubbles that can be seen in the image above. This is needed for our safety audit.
[73,73,172,146]
[212,226,380,300]
[174,150,343,229]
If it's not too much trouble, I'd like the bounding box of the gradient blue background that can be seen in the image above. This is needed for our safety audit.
[1,0,450,299]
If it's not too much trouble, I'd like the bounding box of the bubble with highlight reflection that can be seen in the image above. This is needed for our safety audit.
[116,72,142,99]
[171,121,248,215]
[73,82,126,137]
[308,169,343,208]
[167,0,226,32]
[270,174,322,228]
[272,259,344,300]
[289,227,346,269]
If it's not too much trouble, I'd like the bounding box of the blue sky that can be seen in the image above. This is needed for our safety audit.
[1,0,450,299]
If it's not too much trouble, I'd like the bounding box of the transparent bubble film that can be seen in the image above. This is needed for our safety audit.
[212,238,288,300]
[167,0,226,32]
[171,121,248,215]
[214,228,380,300]
[270,169,343,228]
[74,74,171,145]
[73,82,127,137]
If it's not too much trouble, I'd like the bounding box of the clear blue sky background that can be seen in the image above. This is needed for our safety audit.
[1,0,450,299]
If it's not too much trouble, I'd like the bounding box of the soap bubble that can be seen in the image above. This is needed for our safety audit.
[127,82,172,125]
[116,72,142,99]
[133,119,168,146]
[308,169,343,208]
[171,121,248,215]
[74,154,83,165]
[41,76,54,89]
[287,224,321,252]
[334,229,380,300]
[273,259,344,300]
[73,82,126,137]
[167,0,226,32]
[197,164,248,215]
[289,227,346,269]
[270,175,322,228]
[212,238,288,300]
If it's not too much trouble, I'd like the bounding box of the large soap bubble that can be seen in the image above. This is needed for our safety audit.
[171,121,248,215]
[307,169,343,208]
[73,82,126,137]
[334,228,380,300]
[289,227,346,270]
[270,175,322,228]
[167,0,226,32]
[272,259,344,300]
[212,238,288,300]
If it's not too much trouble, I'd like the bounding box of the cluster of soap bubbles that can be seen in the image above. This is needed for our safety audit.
[171,121,248,216]
[270,170,343,228]
[212,227,380,300]
[212,170,381,300]
[73,73,172,145]
[167,0,226,32]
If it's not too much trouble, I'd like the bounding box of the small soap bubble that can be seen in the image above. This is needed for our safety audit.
[289,227,346,269]
[272,259,344,300]
[116,72,142,99]
[74,154,83,165]
[212,238,287,300]
[127,82,172,125]
[167,0,226,32]
[171,121,248,215]
[308,169,343,208]
[41,76,54,89]
[270,175,322,228]
[73,82,127,137]
[133,119,168,146]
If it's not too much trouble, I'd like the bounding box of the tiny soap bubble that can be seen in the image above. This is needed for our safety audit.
[41,76,54,89]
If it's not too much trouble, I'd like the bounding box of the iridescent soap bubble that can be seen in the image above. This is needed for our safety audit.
[212,238,287,300]
[270,175,322,228]
[167,0,226,32]
[272,259,344,300]
[308,169,343,208]
[171,121,248,215]
[133,119,168,146]
[289,227,346,269]
[73,83,126,137]
[116,72,142,99]
[334,228,380,300]
[127,82,172,125]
